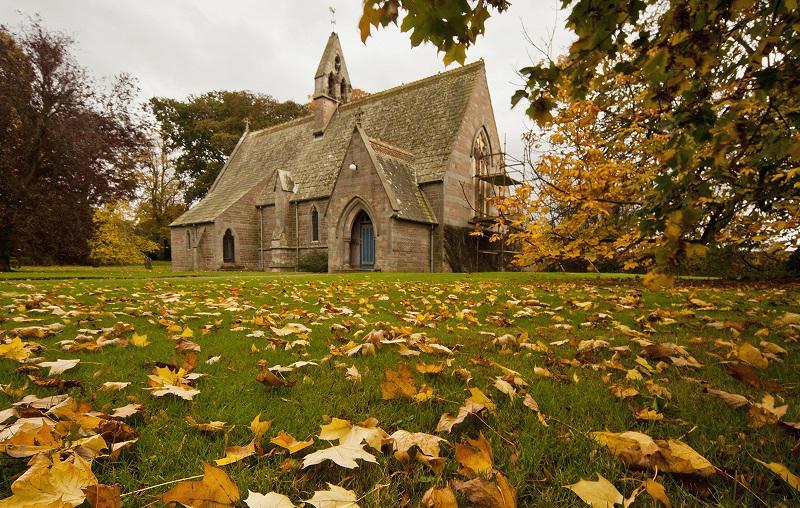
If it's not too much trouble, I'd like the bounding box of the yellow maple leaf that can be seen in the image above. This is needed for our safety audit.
[270,431,314,454]
[131,332,150,347]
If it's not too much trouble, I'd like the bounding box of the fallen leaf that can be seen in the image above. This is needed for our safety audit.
[161,463,240,507]
[305,484,360,508]
[645,479,671,507]
[454,433,493,476]
[38,358,80,376]
[0,453,97,507]
[421,486,458,508]
[271,431,314,454]
[215,439,257,466]
[565,474,623,507]
[754,458,800,491]
[302,441,377,469]
[131,332,150,347]
[380,363,418,400]
[244,490,296,508]
[84,483,121,508]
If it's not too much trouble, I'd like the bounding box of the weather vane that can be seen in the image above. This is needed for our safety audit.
[329,6,336,30]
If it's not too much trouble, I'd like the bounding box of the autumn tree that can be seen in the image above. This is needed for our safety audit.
[89,201,158,266]
[360,0,800,274]
[150,91,307,204]
[134,132,186,259]
[0,19,145,271]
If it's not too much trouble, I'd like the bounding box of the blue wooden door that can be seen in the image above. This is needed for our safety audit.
[359,221,375,269]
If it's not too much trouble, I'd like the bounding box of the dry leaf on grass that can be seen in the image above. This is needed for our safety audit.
[452,472,517,508]
[305,484,360,508]
[244,490,296,508]
[0,453,97,507]
[454,433,493,476]
[302,441,377,469]
[565,474,623,507]
[591,431,715,476]
[161,463,240,507]
[83,483,121,508]
[271,431,314,454]
[38,358,80,375]
[421,486,457,508]
[645,479,671,507]
[754,458,800,492]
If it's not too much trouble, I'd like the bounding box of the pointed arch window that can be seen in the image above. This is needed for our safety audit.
[473,129,492,217]
[311,207,320,242]
[328,72,337,98]
[223,229,235,263]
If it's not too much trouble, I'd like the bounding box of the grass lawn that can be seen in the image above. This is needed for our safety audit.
[1,267,798,507]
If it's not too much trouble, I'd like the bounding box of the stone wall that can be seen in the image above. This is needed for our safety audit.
[443,68,503,228]
[420,181,446,272]
[170,179,267,271]
[326,128,396,272]
[261,199,329,271]
[391,219,432,272]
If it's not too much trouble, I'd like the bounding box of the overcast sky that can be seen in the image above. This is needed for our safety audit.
[2,0,574,158]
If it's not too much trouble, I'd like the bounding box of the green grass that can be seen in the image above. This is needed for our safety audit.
[1,269,798,506]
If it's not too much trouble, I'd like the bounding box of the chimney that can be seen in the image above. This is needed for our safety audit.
[313,95,338,134]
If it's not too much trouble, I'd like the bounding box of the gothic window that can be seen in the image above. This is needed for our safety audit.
[223,229,235,263]
[473,129,492,217]
[311,207,319,242]
[328,72,336,98]
[340,79,348,103]
[334,54,341,73]
[185,230,191,250]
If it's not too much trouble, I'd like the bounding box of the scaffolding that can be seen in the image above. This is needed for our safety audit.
[463,144,529,272]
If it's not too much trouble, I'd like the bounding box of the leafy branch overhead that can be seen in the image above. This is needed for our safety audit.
[361,1,800,274]
[359,0,511,66]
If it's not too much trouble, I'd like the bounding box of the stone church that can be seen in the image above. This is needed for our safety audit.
[170,32,502,272]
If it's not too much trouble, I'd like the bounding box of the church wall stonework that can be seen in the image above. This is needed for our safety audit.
[444,69,502,227]
[391,219,432,272]
[420,182,446,271]
[326,130,395,272]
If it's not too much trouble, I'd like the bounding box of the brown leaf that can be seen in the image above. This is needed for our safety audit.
[452,473,517,508]
[161,463,240,507]
[84,484,121,508]
[645,479,671,507]
[421,486,458,508]
[256,369,294,387]
[454,432,493,477]
[380,363,418,400]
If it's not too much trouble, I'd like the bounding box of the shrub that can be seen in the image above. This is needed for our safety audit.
[299,249,328,272]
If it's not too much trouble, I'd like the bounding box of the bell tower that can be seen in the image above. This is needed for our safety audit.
[314,32,352,102]
[313,32,351,132]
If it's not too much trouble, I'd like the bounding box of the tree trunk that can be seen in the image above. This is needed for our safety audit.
[0,222,13,272]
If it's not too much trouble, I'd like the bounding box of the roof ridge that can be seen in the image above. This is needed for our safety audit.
[340,60,485,111]
[245,60,484,139]
[369,137,414,161]
[248,113,314,137]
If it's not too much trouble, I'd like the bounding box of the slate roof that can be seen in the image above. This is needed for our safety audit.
[171,60,484,227]
[369,139,436,224]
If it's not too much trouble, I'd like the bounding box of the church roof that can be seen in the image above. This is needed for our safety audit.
[171,60,485,227]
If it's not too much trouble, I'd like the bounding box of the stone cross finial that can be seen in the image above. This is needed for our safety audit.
[329,6,336,30]
[244,117,250,132]
[354,109,364,126]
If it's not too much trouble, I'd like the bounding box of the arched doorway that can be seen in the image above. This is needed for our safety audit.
[350,211,374,269]
[223,229,235,263]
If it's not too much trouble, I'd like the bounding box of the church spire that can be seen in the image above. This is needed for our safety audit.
[314,32,351,103]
